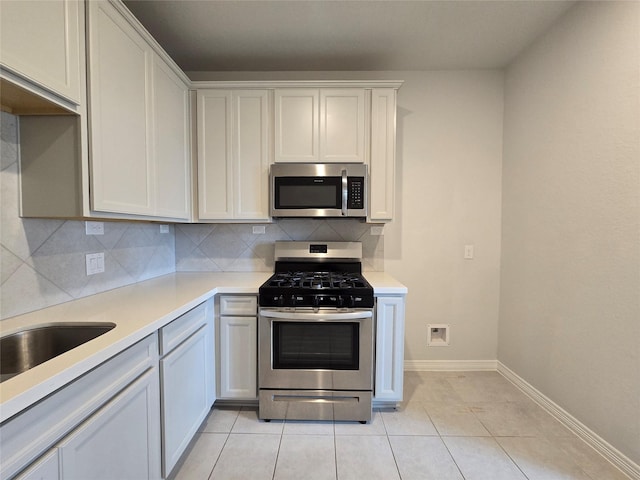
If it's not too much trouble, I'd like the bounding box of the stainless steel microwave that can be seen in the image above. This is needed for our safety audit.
[270,163,367,218]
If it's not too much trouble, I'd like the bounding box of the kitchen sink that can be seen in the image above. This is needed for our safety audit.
[0,323,115,383]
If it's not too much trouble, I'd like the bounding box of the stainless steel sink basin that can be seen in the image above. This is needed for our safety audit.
[0,323,115,383]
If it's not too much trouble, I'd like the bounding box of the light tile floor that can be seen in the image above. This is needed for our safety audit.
[170,371,630,480]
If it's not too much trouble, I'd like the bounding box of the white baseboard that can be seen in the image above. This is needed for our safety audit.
[497,361,640,480]
[404,359,498,371]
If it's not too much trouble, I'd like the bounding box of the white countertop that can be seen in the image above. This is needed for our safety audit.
[0,271,406,423]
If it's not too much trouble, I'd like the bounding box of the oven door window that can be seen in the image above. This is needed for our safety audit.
[274,177,341,209]
[273,322,359,370]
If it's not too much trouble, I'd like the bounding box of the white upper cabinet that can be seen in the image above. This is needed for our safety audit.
[274,89,319,162]
[0,0,83,107]
[88,0,152,216]
[275,88,366,163]
[152,57,191,220]
[320,89,366,163]
[368,88,397,222]
[87,0,190,220]
[197,89,270,222]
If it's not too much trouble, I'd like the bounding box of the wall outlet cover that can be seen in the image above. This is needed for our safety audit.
[85,221,104,235]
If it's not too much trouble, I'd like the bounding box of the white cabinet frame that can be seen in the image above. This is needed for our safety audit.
[374,296,405,402]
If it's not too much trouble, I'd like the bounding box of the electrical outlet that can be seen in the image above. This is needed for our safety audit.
[86,253,105,275]
[370,226,384,236]
[252,226,266,234]
[85,221,104,235]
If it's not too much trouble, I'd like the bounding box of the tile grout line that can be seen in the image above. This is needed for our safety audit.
[205,431,230,480]
[380,413,404,480]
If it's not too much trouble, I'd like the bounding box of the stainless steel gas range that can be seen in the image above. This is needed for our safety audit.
[258,241,374,423]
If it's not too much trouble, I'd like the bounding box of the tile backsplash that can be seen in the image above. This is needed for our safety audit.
[1,112,175,319]
[175,219,384,273]
[1,111,383,320]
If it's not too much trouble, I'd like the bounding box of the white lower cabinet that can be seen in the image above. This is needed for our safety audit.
[14,450,59,480]
[217,295,258,400]
[374,296,406,402]
[219,316,257,399]
[159,301,215,477]
[58,369,161,480]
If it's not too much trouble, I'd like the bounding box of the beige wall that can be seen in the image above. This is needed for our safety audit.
[385,71,504,363]
[500,1,640,465]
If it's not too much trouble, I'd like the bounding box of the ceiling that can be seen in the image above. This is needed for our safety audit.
[123,0,576,73]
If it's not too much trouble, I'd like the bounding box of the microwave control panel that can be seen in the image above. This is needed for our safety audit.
[347,177,365,209]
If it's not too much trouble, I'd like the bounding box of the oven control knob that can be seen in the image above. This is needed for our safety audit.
[277,295,285,307]
[338,295,355,307]
[313,296,320,308]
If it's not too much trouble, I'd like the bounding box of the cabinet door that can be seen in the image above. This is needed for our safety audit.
[197,90,233,219]
[274,89,319,163]
[161,324,213,476]
[320,89,366,163]
[14,450,59,480]
[368,89,397,221]
[0,0,82,104]
[58,369,161,480]
[233,90,270,220]
[152,54,190,220]
[87,0,154,216]
[219,316,257,399]
[374,296,405,402]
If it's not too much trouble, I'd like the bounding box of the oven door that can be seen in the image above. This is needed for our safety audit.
[258,309,373,391]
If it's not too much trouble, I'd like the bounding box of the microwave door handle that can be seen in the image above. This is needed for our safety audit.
[341,169,348,216]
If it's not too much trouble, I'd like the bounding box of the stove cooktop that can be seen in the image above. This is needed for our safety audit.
[259,270,374,308]
[259,241,375,308]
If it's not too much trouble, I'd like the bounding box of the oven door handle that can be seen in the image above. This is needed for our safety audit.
[260,310,372,321]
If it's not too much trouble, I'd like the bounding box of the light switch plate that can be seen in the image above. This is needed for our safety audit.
[370,226,384,236]
[86,253,105,275]
[159,225,169,234]
[252,226,266,234]
[464,244,474,259]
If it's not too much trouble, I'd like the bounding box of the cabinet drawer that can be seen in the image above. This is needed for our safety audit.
[160,302,207,355]
[219,296,257,316]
